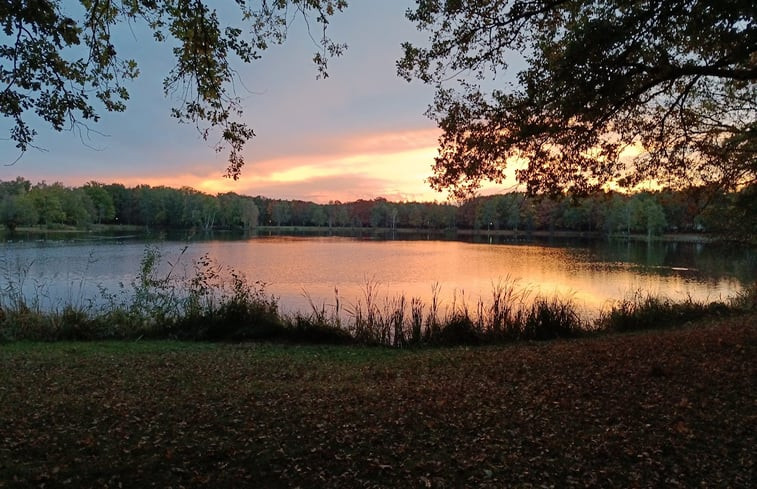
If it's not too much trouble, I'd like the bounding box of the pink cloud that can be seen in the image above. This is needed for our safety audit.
[17,126,452,203]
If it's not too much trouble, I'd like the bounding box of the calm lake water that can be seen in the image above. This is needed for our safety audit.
[1,234,754,318]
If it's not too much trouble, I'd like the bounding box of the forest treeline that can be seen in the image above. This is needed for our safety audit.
[0,177,754,241]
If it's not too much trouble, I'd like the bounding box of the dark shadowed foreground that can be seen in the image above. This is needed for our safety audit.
[1,315,754,488]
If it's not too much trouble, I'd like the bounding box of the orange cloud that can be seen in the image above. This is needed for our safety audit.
[109,174,237,195]
[36,124,536,203]
[339,128,442,154]
[49,126,529,203]
[105,126,534,203]
[227,127,451,202]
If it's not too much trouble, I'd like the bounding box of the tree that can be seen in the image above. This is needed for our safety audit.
[0,194,37,231]
[270,200,291,226]
[180,188,217,230]
[697,184,756,241]
[497,193,527,231]
[602,193,631,236]
[370,198,390,228]
[475,197,499,230]
[83,182,116,224]
[406,202,426,228]
[630,193,668,238]
[239,198,259,231]
[399,0,756,198]
[309,204,327,227]
[0,177,32,197]
[0,177,37,230]
[62,188,96,226]
[290,201,311,226]
[28,183,65,225]
[104,183,135,224]
[1,0,347,176]
[332,202,350,227]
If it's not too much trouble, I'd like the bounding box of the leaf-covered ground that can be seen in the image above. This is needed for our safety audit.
[1,315,754,488]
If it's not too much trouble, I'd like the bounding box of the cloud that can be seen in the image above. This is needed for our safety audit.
[24,126,442,203]
[230,128,450,202]
[10,123,526,203]
[340,128,442,154]
[241,174,397,203]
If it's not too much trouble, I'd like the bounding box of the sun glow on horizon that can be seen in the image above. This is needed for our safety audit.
[229,127,451,202]
[243,143,449,202]
[43,126,544,203]
[48,127,453,203]
[41,128,668,203]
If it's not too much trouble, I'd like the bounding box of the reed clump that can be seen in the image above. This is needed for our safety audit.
[339,279,587,346]
[595,289,748,333]
[0,247,753,345]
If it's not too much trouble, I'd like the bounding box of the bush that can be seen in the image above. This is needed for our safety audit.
[435,314,481,345]
[56,306,98,341]
[287,315,354,345]
[596,291,735,333]
[521,297,584,340]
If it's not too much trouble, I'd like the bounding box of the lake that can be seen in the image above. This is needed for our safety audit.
[0,233,754,318]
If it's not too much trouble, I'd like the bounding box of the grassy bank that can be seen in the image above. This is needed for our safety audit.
[1,314,754,488]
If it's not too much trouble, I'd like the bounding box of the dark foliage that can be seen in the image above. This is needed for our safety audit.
[599,294,735,332]
[399,0,756,198]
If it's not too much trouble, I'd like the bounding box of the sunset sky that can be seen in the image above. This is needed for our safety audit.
[0,1,519,203]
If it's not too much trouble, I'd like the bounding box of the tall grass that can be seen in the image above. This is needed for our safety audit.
[0,247,753,345]
[340,279,586,346]
[596,290,738,333]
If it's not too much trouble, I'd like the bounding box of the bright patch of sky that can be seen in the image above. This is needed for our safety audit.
[0,1,519,203]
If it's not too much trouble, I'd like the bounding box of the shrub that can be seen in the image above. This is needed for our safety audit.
[435,314,481,345]
[521,297,584,341]
[286,314,354,345]
[596,291,735,333]
[730,282,757,312]
[56,305,98,341]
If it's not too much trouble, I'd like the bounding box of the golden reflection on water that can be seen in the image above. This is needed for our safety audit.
[202,237,744,318]
[3,236,748,318]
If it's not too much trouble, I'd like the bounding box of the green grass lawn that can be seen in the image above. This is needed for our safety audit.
[1,314,754,488]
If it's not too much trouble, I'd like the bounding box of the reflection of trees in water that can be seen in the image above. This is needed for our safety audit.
[449,236,754,288]
[592,240,756,284]
[689,245,757,284]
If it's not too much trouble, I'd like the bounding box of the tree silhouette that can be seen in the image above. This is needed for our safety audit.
[399,0,755,198]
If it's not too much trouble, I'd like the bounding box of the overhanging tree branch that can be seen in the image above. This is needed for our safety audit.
[401,0,756,197]
[0,0,348,176]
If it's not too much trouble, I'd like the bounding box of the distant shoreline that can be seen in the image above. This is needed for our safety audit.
[1,223,718,244]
